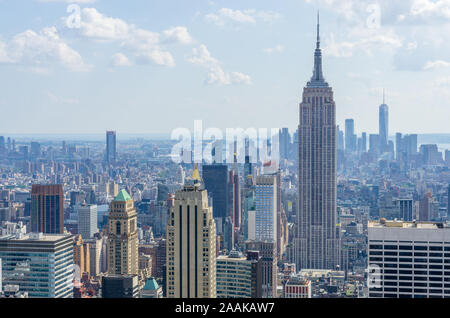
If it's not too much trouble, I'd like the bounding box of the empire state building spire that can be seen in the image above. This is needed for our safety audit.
[307,11,328,88]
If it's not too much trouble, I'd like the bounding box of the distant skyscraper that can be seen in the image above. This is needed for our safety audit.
[107,190,139,275]
[166,175,217,298]
[379,91,389,153]
[345,119,356,153]
[106,131,117,163]
[296,13,340,270]
[31,184,64,234]
[337,126,344,151]
[361,132,367,153]
[279,128,290,160]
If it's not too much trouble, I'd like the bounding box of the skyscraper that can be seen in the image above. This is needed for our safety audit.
[296,13,340,270]
[255,175,277,243]
[107,190,139,275]
[31,184,64,234]
[166,175,217,298]
[379,91,389,153]
[77,204,98,240]
[345,119,356,153]
[106,131,117,164]
[0,233,74,298]
[202,164,228,220]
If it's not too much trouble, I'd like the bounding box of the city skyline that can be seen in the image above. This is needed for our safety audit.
[0,1,449,135]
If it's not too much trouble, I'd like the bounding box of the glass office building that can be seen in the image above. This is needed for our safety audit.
[0,233,74,298]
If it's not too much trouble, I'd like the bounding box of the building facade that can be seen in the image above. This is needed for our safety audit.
[295,14,340,270]
[0,233,73,298]
[166,179,217,298]
[31,184,64,234]
[107,190,139,275]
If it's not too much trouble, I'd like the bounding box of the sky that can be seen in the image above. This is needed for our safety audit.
[0,0,449,136]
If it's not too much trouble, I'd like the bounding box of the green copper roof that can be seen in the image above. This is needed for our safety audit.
[114,189,132,202]
[143,278,159,291]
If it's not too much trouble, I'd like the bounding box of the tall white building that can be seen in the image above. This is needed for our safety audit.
[77,204,98,240]
[368,220,450,298]
[254,175,277,243]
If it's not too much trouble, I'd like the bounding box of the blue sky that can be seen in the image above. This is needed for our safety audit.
[0,0,449,135]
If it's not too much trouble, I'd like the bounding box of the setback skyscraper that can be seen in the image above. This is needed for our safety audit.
[295,13,340,270]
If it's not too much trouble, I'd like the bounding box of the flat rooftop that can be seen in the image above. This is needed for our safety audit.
[369,220,446,229]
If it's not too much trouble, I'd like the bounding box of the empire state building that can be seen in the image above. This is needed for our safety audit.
[295,13,340,270]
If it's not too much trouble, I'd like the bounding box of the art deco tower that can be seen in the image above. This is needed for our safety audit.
[166,166,217,298]
[107,189,139,275]
[295,13,340,270]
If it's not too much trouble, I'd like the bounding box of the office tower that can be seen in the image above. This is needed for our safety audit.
[216,250,262,298]
[77,204,98,240]
[30,142,41,159]
[202,164,228,220]
[0,233,73,298]
[345,119,356,153]
[166,177,217,298]
[106,130,117,163]
[361,132,367,153]
[395,198,413,221]
[0,257,2,293]
[254,175,277,243]
[279,128,290,160]
[337,126,344,151]
[230,161,241,229]
[31,184,64,234]
[107,190,139,275]
[102,275,139,298]
[368,220,450,298]
[245,241,277,298]
[379,92,389,153]
[0,136,5,154]
[419,192,439,221]
[369,134,380,155]
[244,155,253,179]
[420,144,442,165]
[296,14,340,270]
[73,234,90,276]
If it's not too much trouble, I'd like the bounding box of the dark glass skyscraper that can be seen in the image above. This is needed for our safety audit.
[31,184,64,234]
[202,164,228,219]
[295,13,340,270]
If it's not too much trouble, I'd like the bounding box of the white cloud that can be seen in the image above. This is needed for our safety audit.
[423,60,450,70]
[110,53,132,67]
[162,26,193,45]
[205,8,281,27]
[79,8,131,40]
[71,8,183,67]
[1,26,90,72]
[263,44,284,54]
[186,44,220,67]
[324,31,402,57]
[187,45,251,85]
